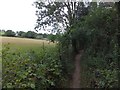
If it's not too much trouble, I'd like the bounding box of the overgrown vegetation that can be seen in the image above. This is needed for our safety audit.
[60,4,119,88]
[2,1,120,89]
[2,43,67,89]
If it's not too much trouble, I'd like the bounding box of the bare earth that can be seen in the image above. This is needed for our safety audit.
[71,50,83,88]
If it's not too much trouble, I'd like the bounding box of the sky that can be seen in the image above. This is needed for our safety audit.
[0,0,47,33]
[0,0,116,34]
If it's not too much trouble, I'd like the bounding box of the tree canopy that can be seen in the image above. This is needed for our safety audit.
[34,1,90,33]
[4,30,16,37]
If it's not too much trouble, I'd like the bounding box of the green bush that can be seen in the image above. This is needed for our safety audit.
[2,44,65,89]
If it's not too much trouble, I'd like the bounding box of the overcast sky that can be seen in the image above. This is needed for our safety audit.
[0,0,116,34]
[0,0,47,33]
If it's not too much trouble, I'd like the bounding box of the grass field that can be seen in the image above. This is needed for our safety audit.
[1,36,55,51]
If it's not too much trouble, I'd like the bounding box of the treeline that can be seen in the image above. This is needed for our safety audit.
[0,30,47,38]
[0,30,58,42]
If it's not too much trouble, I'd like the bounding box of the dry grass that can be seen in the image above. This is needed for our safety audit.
[1,36,55,50]
[1,36,52,45]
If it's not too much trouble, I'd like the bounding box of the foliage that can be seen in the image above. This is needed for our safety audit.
[25,31,37,39]
[2,44,66,89]
[17,31,26,37]
[4,30,16,37]
[2,2,119,89]
[2,30,51,40]
[34,1,89,32]
[47,34,56,43]
[0,30,5,36]
[76,6,119,88]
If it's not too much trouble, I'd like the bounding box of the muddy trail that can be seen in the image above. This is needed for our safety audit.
[70,50,83,88]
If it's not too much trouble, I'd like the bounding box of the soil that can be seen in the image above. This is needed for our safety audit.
[71,50,83,88]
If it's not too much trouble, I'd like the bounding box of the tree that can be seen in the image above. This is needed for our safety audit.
[0,29,5,36]
[34,1,90,52]
[42,33,48,38]
[34,1,89,32]
[47,34,56,43]
[66,4,119,88]
[115,2,120,88]
[5,30,16,37]
[36,33,43,39]
[17,31,26,37]
[25,31,37,39]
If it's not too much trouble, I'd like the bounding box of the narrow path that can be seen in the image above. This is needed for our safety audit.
[71,50,83,88]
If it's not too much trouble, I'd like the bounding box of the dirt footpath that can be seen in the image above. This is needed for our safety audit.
[71,50,83,88]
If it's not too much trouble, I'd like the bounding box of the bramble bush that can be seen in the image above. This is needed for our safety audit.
[2,44,65,89]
